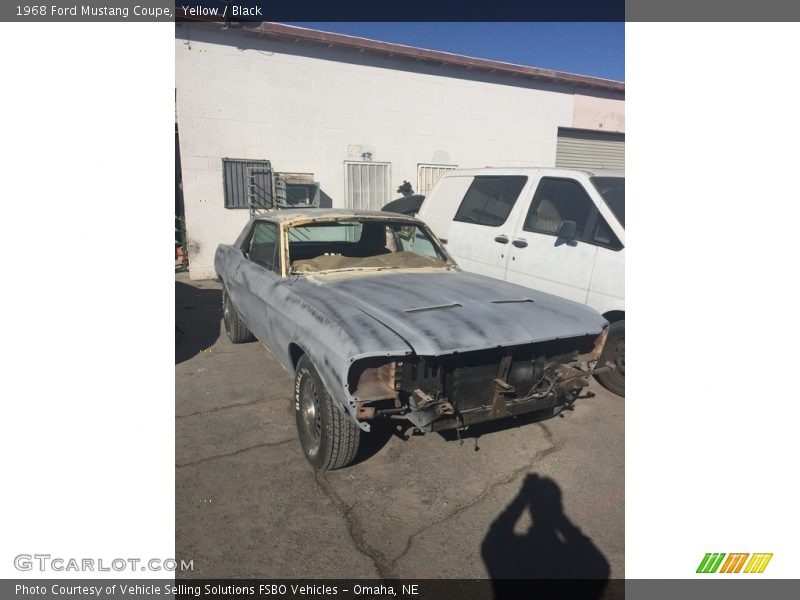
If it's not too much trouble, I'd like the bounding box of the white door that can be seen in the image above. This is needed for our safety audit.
[505,177,599,304]
[444,175,529,281]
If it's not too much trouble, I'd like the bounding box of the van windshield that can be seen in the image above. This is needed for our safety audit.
[288,219,449,274]
[590,177,625,228]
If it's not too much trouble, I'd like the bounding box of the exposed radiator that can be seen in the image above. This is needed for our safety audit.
[449,363,498,412]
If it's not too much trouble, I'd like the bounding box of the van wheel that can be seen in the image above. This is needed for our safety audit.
[595,320,625,397]
[222,286,255,343]
[295,355,360,470]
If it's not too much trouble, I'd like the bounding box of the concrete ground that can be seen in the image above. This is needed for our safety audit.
[175,272,624,579]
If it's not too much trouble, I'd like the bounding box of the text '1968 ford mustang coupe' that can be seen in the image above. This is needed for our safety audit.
[215,209,612,470]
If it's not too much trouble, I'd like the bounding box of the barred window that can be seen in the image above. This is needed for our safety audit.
[222,159,273,209]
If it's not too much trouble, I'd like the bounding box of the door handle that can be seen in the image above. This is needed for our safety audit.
[494,235,509,244]
[512,239,528,248]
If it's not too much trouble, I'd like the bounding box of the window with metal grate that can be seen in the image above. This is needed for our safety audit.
[417,164,457,195]
[344,161,391,211]
[222,158,273,210]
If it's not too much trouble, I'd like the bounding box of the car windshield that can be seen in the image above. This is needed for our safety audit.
[288,219,449,274]
[590,177,625,228]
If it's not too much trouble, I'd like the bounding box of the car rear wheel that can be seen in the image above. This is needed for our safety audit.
[222,285,255,343]
[595,320,624,397]
[295,355,360,470]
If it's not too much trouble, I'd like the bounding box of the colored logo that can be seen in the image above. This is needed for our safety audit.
[697,553,772,574]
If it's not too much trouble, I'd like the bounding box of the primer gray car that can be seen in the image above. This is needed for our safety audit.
[215,209,611,470]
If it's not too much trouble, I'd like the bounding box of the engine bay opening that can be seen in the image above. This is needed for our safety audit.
[349,331,611,430]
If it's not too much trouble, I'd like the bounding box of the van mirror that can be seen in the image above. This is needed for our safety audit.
[557,220,577,240]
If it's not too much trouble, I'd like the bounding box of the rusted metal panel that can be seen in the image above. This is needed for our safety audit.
[490,352,515,419]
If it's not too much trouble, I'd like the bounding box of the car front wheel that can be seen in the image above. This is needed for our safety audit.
[294,355,360,470]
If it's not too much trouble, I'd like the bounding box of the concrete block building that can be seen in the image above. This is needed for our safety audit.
[175,22,624,279]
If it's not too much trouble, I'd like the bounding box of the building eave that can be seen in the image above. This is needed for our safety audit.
[177,19,625,95]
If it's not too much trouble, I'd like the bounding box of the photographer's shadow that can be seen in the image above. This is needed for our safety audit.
[482,474,610,596]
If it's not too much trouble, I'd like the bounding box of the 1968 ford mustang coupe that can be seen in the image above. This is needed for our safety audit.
[215,209,611,470]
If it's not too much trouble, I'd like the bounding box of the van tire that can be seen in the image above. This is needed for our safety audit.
[295,355,361,470]
[595,320,624,397]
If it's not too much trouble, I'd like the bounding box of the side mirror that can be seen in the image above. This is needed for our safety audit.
[557,220,577,241]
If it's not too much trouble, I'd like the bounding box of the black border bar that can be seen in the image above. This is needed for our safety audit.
[6,579,800,600]
[5,0,800,22]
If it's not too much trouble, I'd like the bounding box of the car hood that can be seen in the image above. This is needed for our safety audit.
[303,269,607,356]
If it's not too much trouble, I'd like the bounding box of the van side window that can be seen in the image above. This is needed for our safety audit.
[524,178,595,238]
[453,176,527,227]
[247,222,280,273]
[593,217,623,251]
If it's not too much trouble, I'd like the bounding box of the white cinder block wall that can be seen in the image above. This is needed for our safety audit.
[175,24,624,279]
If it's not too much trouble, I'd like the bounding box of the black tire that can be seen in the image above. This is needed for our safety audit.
[294,355,360,470]
[381,195,425,216]
[222,285,255,343]
[595,320,625,397]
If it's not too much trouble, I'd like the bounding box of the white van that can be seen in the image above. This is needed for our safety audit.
[417,167,625,396]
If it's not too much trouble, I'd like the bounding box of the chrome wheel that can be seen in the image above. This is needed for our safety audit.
[222,290,232,333]
[299,376,322,455]
[294,355,361,470]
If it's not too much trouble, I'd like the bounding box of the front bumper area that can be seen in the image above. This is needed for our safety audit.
[349,331,613,433]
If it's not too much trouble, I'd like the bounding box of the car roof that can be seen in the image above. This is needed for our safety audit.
[253,208,422,225]
[438,166,624,178]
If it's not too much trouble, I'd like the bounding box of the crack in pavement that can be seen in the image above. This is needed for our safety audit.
[315,472,389,580]
[385,422,563,576]
[176,396,286,419]
[176,438,296,468]
[311,422,563,580]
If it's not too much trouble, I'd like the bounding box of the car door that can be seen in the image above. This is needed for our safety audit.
[504,176,599,304]
[444,175,530,280]
[232,220,282,346]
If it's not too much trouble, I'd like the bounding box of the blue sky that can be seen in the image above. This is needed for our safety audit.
[284,23,624,82]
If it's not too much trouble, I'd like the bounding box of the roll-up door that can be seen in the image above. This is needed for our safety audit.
[556,128,624,171]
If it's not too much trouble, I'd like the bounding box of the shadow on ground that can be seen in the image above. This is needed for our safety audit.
[175,280,222,365]
[349,420,395,466]
[482,473,609,595]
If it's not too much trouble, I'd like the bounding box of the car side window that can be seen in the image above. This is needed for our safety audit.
[523,178,595,239]
[394,224,439,258]
[247,222,280,273]
[453,176,527,227]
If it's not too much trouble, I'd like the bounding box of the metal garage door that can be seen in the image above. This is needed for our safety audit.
[556,128,625,171]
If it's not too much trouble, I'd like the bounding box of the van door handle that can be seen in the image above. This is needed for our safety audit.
[494,235,509,244]
[512,239,528,248]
